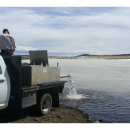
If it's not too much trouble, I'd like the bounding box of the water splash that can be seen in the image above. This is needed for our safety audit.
[66,76,86,100]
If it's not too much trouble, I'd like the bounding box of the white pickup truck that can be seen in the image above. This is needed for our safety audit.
[0,53,67,115]
[0,55,11,110]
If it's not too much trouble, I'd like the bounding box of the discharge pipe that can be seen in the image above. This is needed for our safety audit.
[60,74,70,78]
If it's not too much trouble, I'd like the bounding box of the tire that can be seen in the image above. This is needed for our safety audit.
[38,93,52,115]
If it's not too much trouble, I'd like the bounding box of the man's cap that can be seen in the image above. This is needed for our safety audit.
[3,29,10,34]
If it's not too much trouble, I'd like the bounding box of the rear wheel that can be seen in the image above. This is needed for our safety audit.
[38,94,52,115]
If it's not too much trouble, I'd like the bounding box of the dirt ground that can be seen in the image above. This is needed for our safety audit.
[0,106,91,123]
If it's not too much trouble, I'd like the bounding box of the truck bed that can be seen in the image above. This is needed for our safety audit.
[21,81,67,93]
[21,81,67,109]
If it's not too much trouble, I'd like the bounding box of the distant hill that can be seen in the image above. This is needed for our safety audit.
[76,54,97,57]
[76,54,90,57]
[76,54,130,57]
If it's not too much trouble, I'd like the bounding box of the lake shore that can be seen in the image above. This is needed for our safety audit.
[0,106,92,123]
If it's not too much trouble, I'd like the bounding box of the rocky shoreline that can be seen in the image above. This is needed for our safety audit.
[0,106,102,123]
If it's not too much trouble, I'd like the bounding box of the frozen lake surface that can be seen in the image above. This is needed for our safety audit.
[23,59,130,123]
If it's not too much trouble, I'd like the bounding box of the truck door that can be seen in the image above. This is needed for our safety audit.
[0,56,11,110]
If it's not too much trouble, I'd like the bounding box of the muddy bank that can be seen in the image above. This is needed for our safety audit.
[0,106,92,123]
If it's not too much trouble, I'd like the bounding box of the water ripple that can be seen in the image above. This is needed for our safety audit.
[60,88,130,123]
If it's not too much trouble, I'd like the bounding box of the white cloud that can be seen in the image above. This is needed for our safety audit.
[16,46,37,51]
[0,7,130,55]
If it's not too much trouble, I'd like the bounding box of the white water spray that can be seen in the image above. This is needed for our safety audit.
[66,76,86,100]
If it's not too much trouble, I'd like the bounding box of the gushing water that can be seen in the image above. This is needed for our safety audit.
[66,76,86,100]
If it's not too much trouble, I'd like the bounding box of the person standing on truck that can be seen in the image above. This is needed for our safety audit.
[0,29,17,55]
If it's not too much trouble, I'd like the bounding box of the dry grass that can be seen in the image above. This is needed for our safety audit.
[22,55,130,60]
[49,55,130,59]
[79,55,130,59]
[48,56,77,59]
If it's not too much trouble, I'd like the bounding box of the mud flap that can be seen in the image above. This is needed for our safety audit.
[52,87,59,107]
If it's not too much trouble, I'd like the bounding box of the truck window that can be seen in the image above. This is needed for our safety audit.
[0,66,2,74]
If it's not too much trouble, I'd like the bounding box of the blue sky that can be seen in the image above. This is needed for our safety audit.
[0,7,130,56]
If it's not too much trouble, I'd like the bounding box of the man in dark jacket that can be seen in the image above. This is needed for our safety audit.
[0,29,17,55]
